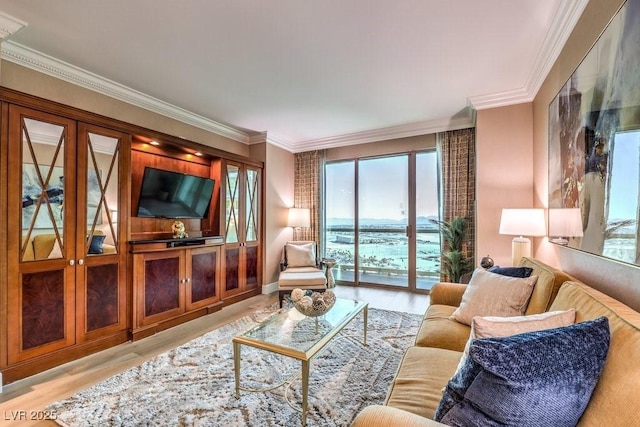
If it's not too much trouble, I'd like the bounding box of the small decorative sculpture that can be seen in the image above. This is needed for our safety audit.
[480,255,495,269]
[171,220,188,239]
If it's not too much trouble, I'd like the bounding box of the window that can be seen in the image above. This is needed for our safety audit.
[324,151,440,292]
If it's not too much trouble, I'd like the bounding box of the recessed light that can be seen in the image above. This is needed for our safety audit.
[150,141,160,146]
[194,151,203,157]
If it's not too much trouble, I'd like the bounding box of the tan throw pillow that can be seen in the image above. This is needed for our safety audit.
[450,269,538,326]
[286,242,316,267]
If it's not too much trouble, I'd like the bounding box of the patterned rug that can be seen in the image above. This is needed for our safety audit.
[49,304,421,426]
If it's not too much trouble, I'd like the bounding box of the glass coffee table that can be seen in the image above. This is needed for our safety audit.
[233,298,368,426]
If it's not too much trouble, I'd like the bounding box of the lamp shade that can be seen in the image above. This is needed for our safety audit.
[499,209,546,237]
[549,208,583,238]
[288,208,310,228]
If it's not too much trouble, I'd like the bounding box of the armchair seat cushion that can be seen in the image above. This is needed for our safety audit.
[278,267,327,289]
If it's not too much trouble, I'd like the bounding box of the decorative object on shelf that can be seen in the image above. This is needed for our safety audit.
[291,288,336,317]
[171,220,188,239]
[499,209,546,266]
[480,255,494,269]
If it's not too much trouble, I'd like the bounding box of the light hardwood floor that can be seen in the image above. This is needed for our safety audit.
[0,286,429,426]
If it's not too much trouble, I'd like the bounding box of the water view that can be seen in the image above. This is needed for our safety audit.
[325,219,442,290]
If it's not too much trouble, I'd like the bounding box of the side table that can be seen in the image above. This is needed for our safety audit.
[322,258,337,288]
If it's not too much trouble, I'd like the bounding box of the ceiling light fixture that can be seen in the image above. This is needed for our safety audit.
[150,141,160,146]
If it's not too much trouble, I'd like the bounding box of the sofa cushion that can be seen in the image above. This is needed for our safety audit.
[415,305,470,352]
[450,269,537,325]
[278,266,327,289]
[33,234,58,259]
[435,317,610,426]
[285,242,316,267]
[385,346,461,420]
[549,281,640,426]
[520,257,571,315]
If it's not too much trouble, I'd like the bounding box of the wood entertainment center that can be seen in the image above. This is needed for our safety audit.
[0,88,263,385]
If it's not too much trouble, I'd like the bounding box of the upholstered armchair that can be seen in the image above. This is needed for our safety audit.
[277,240,328,307]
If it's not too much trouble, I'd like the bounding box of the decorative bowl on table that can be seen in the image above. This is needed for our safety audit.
[290,288,336,317]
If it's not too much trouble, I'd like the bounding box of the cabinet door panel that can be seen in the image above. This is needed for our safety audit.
[245,245,259,289]
[145,256,181,317]
[224,247,240,293]
[187,247,220,310]
[21,270,66,349]
[86,263,120,331]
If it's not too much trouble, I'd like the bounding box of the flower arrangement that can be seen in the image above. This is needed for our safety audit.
[290,288,336,317]
[171,220,188,239]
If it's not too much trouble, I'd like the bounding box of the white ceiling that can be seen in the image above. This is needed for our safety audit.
[0,1,587,152]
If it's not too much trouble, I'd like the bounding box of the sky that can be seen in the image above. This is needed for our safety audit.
[325,152,439,222]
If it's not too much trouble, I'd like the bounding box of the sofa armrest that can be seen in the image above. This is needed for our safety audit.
[351,405,445,427]
[429,282,467,306]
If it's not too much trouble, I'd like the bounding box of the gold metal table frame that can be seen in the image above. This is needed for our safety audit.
[233,298,368,426]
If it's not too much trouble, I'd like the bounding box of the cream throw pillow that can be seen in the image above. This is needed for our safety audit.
[450,269,538,326]
[48,238,63,259]
[472,309,576,339]
[286,242,316,267]
[453,309,577,376]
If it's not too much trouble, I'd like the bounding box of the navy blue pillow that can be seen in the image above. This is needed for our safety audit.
[435,317,610,426]
[488,266,533,278]
[88,235,106,254]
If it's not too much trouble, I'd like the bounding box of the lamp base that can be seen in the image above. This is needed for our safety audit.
[511,236,531,266]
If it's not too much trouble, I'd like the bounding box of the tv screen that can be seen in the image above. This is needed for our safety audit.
[136,167,215,219]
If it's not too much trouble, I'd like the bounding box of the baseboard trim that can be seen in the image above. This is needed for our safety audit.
[262,282,278,295]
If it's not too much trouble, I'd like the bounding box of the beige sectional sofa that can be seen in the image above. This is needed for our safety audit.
[352,257,640,426]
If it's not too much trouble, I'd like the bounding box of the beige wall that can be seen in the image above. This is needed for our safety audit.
[251,143,295,287]
[532,0,640,311]
[325,134,436,161]
[475,103,534,268]
[0,61,249,157]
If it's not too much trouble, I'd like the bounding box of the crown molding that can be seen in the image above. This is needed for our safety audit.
[468,0,588,110]
[0,11,27,40]
[288,113,475,153]
[0,41,250,144]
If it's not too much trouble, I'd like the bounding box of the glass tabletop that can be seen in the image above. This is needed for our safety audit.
[237,298,367,356]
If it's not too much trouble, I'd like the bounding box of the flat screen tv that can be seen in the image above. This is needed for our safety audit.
[136,167,215,219]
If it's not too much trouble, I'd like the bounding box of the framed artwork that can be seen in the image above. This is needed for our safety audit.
[548,0,640,266]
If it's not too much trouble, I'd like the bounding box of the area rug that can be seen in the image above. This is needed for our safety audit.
[48,304,421,426]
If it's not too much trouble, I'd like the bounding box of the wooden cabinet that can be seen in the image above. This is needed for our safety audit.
[5,106,129,378]
[131,242,221,339]
[221,161,262,299]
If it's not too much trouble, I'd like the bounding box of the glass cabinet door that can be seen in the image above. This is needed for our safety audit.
[7,106,77,363]
[76,124,128,342]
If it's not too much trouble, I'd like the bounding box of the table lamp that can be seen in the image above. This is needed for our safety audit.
[499,208,546,266]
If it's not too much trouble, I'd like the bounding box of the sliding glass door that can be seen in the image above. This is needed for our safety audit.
[324,151,439,292]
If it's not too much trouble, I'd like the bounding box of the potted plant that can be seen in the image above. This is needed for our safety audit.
[430,216,474,283]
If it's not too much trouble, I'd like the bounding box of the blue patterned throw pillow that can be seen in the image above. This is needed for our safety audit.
[434,317,610,427]
[88,235,106,254]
